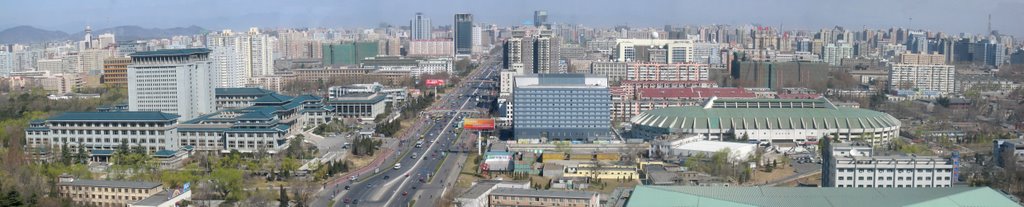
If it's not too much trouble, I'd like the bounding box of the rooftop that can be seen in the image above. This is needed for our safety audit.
[58,179,162,189]
[639,88,755,99]
[215,88,274,97]
[631,98,900,131]
[490,187,596,199]
[130,48,211,58]
[626,185,1019,207]
[48,112,180,122]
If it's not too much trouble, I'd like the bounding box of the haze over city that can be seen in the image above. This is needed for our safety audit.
[1,0,1023,207]
[4,0,1024,36]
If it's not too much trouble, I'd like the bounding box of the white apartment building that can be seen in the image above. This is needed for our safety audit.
[822,42,853,66]
[408,40,454,57]
[209,46,246,87]
[626,63,709,81]
[888,64,956,95]
[206,28,275,79]
[615,39,694,64]
[128,48,217,121]
[824,144,955,188]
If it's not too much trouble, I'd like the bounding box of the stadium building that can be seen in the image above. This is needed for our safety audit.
[629,97,900,143]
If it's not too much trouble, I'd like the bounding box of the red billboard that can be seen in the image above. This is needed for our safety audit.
[425,79,446,87]
[463,118,495,131]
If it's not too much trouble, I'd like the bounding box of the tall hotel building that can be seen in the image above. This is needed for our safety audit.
[128,48,217,121]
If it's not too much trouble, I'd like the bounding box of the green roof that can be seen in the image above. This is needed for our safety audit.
[216,88,273,96]
[130,48,211,57]
[627,186,1020,207]
[631,99,899,131]
[253,93,294,103]
[48,112,179,122]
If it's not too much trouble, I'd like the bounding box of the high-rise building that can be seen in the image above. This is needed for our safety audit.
[408,40,454,57]
[532,30,559,73]
[512,74,612,141]
[128,48,217,121]
[322,41,380,66]
[615,39,694,64]
[502,31,532,74]
[732,61,830,89]
[822,42,853,66]
[888,64,956,94]
[454,13,474,56]
[205,28,275,78]
[906,31,928,54]
[533,10,548,28]
[209,46,246,87]
[626,63,709,81]
[472,25,483,54]
[411,12,433,40]
[101,57,131,88]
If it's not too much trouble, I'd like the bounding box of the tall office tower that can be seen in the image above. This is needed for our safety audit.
[533,10,548,28]
[822,42,853,66]
[888,64,955,95]
[81,26,93,49]
[907,31,928,54]
[410,12,432,40]
[454,13,474,56]
[322,41,380,66]
[128,49,217,121]
[533,30,560,73]
[512,74,612,141]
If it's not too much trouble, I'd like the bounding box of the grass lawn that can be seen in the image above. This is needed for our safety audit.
[455,154,482,189]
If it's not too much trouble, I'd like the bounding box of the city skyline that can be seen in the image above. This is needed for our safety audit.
[3,0,1024,37]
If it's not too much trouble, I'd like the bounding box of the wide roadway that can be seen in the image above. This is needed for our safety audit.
[329,58,498,207]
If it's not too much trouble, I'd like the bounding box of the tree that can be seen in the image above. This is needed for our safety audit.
[210,168,245,201]
[76,141,88,164]
[0,190,23,207]
[278,185,289,207]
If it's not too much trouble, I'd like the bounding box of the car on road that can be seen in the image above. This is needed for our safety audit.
[343,198,350,203]
[394,163,402,169]
[411,152,418,159]
[402,191,408,196]
[344,185,350,190]
[384,175,390,180]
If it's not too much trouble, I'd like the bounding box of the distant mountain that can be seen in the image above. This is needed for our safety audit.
[0,25,208,44]
[0,26,70,44]
[69,25,207,41]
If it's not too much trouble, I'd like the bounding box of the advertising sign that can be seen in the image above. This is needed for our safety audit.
[425,79,446,87]
[463,118,495,131]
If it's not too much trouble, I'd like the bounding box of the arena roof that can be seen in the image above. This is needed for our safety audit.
[630,98,900,131]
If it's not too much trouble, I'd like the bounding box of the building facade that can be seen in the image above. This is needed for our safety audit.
[128,48,217,121]
[101,57,131,88]
[454,13,474,56]
[512,74,612,141]
[58,177,163,207]
[626,63,709,81]
[26,111,180,154]
[824,144,955,188]
[488,188,599,207]
[888,64,956,95]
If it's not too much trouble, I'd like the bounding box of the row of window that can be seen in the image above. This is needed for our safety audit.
[40,129,167,136]
[836,184,951,188]
[838,176,951,181]
[837,168,951,173]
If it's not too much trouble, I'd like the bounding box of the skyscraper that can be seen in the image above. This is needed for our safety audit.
[454,13,474,56]
[128,48,217,121]
[533,30,559,73]
[533,10,548,28]
[410,12,432,40]
[206,28,275,80]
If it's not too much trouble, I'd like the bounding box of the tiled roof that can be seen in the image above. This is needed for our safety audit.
[48,112,179,121]
[58,179,161,189]
[130,48,211,57]
[215,88,273,96]
[253,93,294,103]
[627,185,1020,207]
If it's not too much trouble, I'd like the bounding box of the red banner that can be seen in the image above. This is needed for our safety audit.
[463,118,495,131]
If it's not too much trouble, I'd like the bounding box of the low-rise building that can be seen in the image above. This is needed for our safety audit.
[454,180,530,207]
[26,111,180,154]
[58,176,163,207]
[488,188,600,207]
[823,143,955,188]
[325,93,387,122]
[626,185,1019,207]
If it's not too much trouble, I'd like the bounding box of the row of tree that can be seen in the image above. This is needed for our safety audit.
[349,137,382,156]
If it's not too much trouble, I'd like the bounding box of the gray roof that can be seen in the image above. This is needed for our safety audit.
[58,179,162,189]
[130,48,211,57]
[627,185,1020,207]
[48,112,179,122]
[490,188,595,199]
[458,181,501,199]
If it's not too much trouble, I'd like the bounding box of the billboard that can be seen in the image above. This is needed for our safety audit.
[425,79,446,87]
[463,118,495,131]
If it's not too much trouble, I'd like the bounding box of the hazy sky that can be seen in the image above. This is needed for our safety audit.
[2,0,1022,37]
